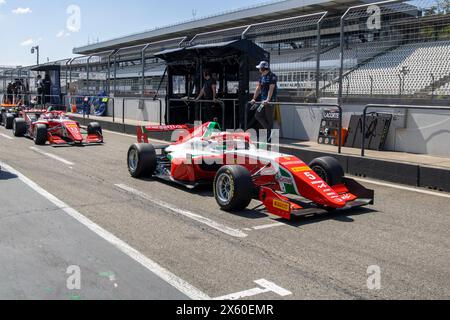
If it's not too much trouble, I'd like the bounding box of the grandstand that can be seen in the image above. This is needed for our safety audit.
[324,40,450,96]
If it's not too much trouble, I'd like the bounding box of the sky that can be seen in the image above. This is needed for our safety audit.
[0,0,276,66]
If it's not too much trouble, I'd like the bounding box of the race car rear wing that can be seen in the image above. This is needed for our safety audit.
[137,125,191,143]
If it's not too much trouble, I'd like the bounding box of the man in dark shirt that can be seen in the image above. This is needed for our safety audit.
[251,61,278,142]
[6,82,14,104]
[36,75,44,105]
[196,69,218,122]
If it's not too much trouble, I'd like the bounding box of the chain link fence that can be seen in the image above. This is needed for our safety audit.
[324,0,450,101]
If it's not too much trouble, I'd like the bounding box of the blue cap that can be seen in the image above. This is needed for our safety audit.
[256,61,270,69]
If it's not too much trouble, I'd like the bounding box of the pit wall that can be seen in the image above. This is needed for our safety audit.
[279,101,450,157]
[105,98,165,124]
[111,97,450,157]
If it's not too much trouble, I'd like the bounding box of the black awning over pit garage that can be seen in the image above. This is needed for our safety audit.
[30,65,61,72]
[155,39,269,129]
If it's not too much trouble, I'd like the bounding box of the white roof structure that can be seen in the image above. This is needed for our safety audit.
[74,0,369,54]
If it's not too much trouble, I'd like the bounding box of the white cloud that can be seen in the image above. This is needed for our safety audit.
[21,37,42,46]
[12,7,32,15]
[56,30,71,38]
[0,0,6,6]
[21,38,34,46]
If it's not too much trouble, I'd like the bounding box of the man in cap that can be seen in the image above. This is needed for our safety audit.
[250,61,278,142]
[196,69,219,122]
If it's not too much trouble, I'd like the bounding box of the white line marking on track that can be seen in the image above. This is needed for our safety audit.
[0,133,13,140]
[29,147,75,166]
[103,129,135,138]
[115,184,248,239]
[353,176,450,199]
[251,222,285,231]
[214,279,292,300]
[0,162,210,300]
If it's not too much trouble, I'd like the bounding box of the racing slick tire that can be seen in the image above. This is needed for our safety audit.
[309,156,344,187]
[214,165,254,212]
[127,143,157,178]
[5,114,15,130]
[12,118,26,137]
[87,122,102,136]
[34,124,48,145]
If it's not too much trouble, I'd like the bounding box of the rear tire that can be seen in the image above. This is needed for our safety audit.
[34,124,48,145]
[127,143,157,178]
[13,118,26,137]
[5,114,14,130]
[214,165,254,211]
[87,122,102,136]
[309,156,344,186]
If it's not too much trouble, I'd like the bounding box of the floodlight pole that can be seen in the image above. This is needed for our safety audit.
[31,46,40,65]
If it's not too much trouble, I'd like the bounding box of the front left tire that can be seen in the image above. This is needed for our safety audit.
[309,156,344,187]
[214,165,254,212]
[87,122,102,136]
[127,143,157,178]
[34,124,48,145]
[5,114,14,130]
[13,118,26,137]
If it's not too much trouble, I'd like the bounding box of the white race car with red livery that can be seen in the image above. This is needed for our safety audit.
[127,122,374,220]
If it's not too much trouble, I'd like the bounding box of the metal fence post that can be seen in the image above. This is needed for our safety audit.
[113,50,119,96]
[316,12,327,101]
[370,75,374,96]
[87,56,93,96]
[431,73,435,100]
[141,44,151,97]
[338,9,350,105]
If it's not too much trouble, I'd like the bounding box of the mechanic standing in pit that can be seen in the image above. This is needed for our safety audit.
[196,69,219,122]
[6,82,14,104]
[251,61,278,142]
[36,75,44,105]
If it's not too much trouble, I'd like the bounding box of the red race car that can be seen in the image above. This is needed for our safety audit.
[12,109,103,146]
[127,122,374,220]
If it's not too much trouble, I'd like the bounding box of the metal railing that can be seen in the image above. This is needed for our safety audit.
[1,92,64,106]
[246,101,343,154]
[361,104,450,157]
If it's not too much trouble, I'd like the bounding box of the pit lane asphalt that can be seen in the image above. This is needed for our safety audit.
[0,126,449,300]
[0,168,188,300]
